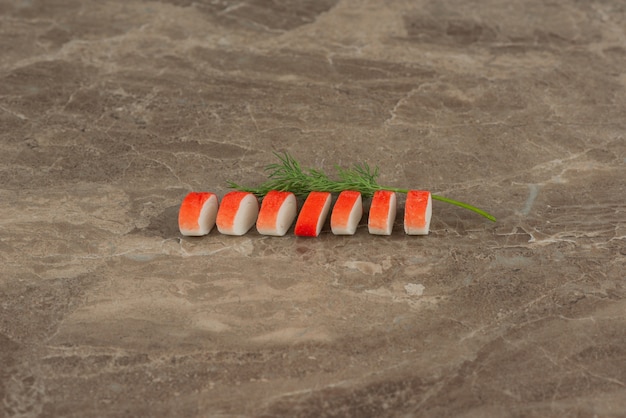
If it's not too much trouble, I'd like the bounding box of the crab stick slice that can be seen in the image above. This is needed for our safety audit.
[404,190,432,235]
[294,191,332,237]
[178,192,219,236]
[256,190,297,236]
[216,191,259,236]
[368,190,397,235]
[331,191,363,235]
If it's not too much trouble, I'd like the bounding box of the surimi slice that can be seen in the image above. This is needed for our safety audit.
[256,190,297,236]
[216,191,259,236]
[178,192,219,236]
[404,190,432,235]
[294,191,332,237]
[368,190,396,235]
[331,191,363,235]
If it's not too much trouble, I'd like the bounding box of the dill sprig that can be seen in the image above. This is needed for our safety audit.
[228,152,496,222]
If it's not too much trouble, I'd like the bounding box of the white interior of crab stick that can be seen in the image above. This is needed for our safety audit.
[256,191,297,236]
[331,191,363,235]
[368,190,397,235]
[216,191,259,236]
[294,191,332,237]
[178,192,219,236]
[404,190,432,235]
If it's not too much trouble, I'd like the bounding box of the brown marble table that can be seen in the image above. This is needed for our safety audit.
[1,0,625,416]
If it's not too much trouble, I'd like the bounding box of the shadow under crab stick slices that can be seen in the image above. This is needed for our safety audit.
[178,192,219,236]
[216,191,259,236]
[331,191,363,235]
[294,191,332,237]
[256,190,297,236]
[368,190,397,235]
[404,190,432,235]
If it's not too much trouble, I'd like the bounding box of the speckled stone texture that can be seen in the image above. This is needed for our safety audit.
[1,0,625,416]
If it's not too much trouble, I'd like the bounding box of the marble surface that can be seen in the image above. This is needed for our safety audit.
[1,0,625,416]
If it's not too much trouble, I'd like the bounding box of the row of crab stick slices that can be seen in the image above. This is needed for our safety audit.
[178,189,432,237]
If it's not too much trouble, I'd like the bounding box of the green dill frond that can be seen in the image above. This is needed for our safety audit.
[227,152,496,221]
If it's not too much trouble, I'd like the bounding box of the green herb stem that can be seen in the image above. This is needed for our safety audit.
[383,186,496,222]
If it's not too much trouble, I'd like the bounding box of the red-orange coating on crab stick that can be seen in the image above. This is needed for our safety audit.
[178,192,219,236]
[368,190,397,235]
[216,191,259,236]
[404,190,432,235]
[294,191,332,237]
[256,190,297,236]
[331,191,363,235]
